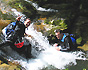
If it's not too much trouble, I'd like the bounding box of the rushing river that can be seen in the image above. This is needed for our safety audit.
[0,23,87,70]
[14,24,86,70]
[0,0,88,70]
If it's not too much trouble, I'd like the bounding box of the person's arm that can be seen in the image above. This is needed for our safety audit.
[14,16,23,32]
[53,39,64,51]
[9,16,22,37]
[55,37,71,51]
[15,16,22,25]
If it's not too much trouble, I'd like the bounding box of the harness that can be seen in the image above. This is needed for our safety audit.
[61,33,76,44]
[5,22,16,35]
[4,22,24,48]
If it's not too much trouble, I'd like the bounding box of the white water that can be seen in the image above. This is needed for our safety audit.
[8,8,86,69]
[25,0,58,12]
[16,24,86,70]
[26,24,50,50]
[18,48,77,70]
[1,1,86,70]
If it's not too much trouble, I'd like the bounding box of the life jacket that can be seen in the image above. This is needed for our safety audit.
[4,22,24,48]
[61,33,76,44]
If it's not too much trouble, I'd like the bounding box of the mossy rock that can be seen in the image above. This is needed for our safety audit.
[78,41,88,51]
[0,60,25,70]
[0,19,11,33]
[0,60,3,65]
[0,63,21,70]
[0,56,25,70]
[0,63,10,70]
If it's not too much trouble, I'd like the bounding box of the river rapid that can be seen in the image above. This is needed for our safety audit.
[14,23,86,70]
[0,0,88,70]
[0,23,87,70]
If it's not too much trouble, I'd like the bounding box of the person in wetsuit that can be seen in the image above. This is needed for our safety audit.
[53,29,77,51]
[0,16,32,58]
[0,16,31,46]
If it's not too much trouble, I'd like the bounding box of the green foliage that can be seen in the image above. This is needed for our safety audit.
[52,19,61,26]
[64,68,69,70]
[44,19,51,24]
[52,18,67,29]
[83,68,86,70]
[44,18,67,29]
[45,18,67,36]
[47,28,55,36]
[76,37,82,44]
[8,0,37,19]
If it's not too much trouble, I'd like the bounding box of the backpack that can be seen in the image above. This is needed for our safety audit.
[5,22,16,35]
[64,33,76,44]
[3,22,24,48]
[65,33,77,50]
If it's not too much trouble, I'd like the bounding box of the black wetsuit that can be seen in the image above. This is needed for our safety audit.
[0,20,26,47]
[6,20,26,42]
[0,20,32,59]
[57,33,77,52]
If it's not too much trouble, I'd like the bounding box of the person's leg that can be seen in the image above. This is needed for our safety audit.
[26,44,32,58]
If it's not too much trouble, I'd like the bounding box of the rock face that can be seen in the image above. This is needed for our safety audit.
[71,16,88,43]
[0,56,26,70]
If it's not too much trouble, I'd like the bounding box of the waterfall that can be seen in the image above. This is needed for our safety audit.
[16,24,86,70]
[25,0,58,12]
[25,24,51,57]
[26,24,50,50]
[0,1,87,70]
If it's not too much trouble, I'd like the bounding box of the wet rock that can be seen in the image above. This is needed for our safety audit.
[0,56,26,70]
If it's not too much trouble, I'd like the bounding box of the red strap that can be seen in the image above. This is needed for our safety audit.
[14,41,24,48]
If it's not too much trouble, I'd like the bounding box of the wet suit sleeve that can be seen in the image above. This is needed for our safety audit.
[6,20,20,41]
[58,37,71,51]
[13,20,21,34]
